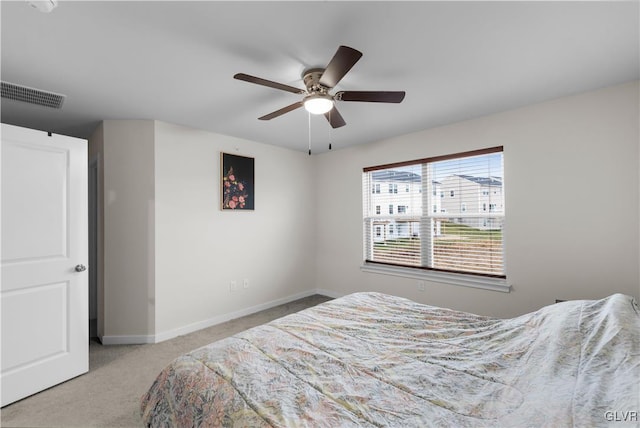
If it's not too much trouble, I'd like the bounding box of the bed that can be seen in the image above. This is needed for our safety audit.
[141,292,639,427]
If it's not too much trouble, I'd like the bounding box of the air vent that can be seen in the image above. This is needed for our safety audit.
[1,81,65,109]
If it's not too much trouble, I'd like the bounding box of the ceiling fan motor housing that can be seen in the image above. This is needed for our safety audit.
[303,68,330,94]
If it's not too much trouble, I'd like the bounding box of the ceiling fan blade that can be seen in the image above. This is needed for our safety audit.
[336,91,406,103]
[319,46,363,88]
[258,101,304,120]
[324,106,346,128]
[234,73,305,95]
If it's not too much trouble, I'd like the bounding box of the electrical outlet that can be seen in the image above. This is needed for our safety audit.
[243,279,249,289]
[417,281,426,292]
[230,280,237,292]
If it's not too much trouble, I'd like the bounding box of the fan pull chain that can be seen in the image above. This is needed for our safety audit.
[329,110,332,151]
[329,124,332,151]
[308,112,312,155]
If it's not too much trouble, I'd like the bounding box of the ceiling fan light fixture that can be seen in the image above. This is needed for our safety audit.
[303,94,333,115]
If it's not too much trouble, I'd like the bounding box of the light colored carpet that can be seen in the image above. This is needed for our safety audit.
[0,294,332,427]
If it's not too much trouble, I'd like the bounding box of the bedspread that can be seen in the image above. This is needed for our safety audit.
[141,292,639,427]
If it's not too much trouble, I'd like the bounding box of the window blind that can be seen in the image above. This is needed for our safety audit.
[363,147,505,278]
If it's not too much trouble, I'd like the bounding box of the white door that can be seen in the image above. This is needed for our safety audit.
[1,123,88,407]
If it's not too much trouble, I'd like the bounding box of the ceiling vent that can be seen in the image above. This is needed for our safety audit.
[1,81,65,109]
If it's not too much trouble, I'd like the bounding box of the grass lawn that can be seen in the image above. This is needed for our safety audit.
[372,222,503,274]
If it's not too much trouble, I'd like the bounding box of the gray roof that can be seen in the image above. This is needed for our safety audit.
[371,170,421,183]
[371,171,501,187]
[456,174,502,186]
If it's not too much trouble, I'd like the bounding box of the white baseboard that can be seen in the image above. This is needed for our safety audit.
[101,288,338,345]
[101,334,156,345]
[315,288,345,299]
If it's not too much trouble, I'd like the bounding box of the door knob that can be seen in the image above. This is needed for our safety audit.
[75,264,87,272]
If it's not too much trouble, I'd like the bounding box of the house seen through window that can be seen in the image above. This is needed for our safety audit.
[362,147,505,277]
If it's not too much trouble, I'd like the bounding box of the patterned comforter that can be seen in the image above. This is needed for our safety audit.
[141,292,639,427]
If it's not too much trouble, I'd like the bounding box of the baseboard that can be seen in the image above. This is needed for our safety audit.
[101,288,337,345]
[315,288,345,299]
[101,334,156,345]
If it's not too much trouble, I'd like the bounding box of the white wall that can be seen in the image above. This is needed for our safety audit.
[153,121,316,338]
[315,81,640,317]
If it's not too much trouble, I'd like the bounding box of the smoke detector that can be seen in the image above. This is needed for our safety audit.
[26,0,58,13]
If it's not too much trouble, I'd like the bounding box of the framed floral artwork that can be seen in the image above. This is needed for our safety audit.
[221,152,254,210]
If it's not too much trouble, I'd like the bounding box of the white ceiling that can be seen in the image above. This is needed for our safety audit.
[1,1,638,154]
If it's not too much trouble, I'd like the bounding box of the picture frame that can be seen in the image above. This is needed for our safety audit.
[221,152,254,210]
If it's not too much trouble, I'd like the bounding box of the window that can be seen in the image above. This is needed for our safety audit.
[362,147,505,278]
[375,205,381,215]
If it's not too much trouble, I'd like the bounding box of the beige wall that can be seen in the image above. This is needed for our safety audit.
[100,120,156,339]
[314,81,640,317]
[153,121,316,338]
[93,120,316,342]
[92,81,639,341]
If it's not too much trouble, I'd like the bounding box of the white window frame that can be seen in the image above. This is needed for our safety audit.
[362,147,509,293]
[360,262,509,292]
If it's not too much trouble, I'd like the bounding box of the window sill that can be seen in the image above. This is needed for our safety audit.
[360,263,511,293]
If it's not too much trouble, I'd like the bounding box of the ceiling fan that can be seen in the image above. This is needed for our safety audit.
[234,46,406,129]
